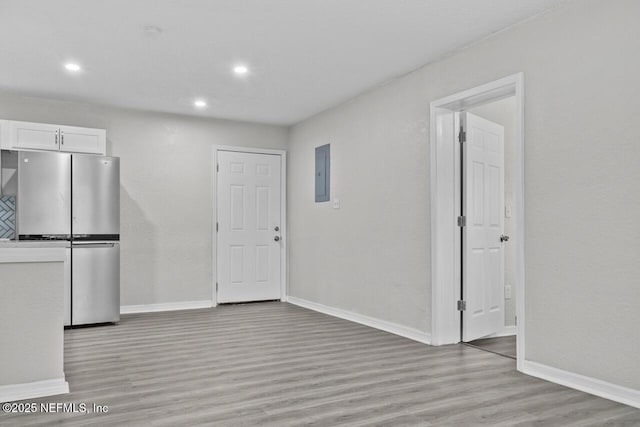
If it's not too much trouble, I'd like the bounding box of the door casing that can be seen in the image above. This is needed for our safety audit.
[212,145,287,306]
[429,73,525,372]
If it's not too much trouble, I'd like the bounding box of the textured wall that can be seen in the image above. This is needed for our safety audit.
[0,93,288,306]
[288,0,640,389]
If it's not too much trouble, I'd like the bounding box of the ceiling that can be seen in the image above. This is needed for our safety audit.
[0,0,565,125]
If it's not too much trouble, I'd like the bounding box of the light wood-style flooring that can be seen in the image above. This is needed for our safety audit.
[2,302,638,426]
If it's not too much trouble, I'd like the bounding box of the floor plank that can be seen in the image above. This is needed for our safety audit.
[1,302,637,426]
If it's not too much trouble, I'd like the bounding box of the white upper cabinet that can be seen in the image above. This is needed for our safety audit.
[9,121,61,152]
[2,120,106,155]
[58,125,106,154]
[0,120,8,148]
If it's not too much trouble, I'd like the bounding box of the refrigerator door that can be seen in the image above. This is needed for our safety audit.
[72,242,120,325]
[17,151,71,238]
[72,155,119,237]
[64,247,71,326]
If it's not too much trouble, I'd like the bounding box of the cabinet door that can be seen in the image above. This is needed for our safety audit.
[9,121,60,151]
[0,119,9,149]
[59,125,106,155]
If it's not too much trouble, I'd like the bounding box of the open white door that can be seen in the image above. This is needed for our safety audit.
[217,151,282,303]
[462,113,505,342]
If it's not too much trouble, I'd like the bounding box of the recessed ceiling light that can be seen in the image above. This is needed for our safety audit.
[194,99,207,108]
[64,63,82,72]
[233,65,249,75]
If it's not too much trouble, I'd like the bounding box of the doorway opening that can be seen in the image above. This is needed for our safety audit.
[462,98,517,359]
[430,73,525,371]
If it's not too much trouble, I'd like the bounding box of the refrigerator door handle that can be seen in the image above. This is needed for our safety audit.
[72,242,117,248]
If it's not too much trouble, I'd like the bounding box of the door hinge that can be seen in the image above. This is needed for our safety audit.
[458,129,466,143]
[457,300,467,311]
[216,222,218,232]
[216,282,218,292]
[216,163,219,172]
[457,215,466,227]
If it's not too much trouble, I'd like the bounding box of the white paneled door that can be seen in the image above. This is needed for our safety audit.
[462,113,505,342]
[217,151,282,303]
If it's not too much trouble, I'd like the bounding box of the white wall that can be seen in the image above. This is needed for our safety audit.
[468,97,517,328]
[288,0,640,390]
[0,92,288,306]
[288,74,431,331]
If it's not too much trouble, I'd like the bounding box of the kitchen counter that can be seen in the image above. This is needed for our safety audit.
[0,240,69,248]
[0,240,68,263]
[0,242,69,402]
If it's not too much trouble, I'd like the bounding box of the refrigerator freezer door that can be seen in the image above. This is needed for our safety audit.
[64,247,71,326]
[17,151,71,237]
[72,155,120,236]
[72,242,120,325]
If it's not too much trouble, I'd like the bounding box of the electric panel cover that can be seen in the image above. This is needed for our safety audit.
[315,144,330,202]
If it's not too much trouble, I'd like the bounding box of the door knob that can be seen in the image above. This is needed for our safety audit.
[500,235,510,242]
[274,236,281,242]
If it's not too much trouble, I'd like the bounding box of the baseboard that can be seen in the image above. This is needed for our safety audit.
[287,296,431,344]
[522,360,640,409]
[485,325,517,338]
[120,300,213,314]
[0,377,69,403]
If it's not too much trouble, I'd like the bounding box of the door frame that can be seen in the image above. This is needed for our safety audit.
[429,73,525,371]
[211,145,287,307]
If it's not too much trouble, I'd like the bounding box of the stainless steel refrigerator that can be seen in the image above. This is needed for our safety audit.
[17,151,120,326]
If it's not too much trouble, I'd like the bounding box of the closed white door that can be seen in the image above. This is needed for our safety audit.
[217,151,282,303]
[462,113,505,342]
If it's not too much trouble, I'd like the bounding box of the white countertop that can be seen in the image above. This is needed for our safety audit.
[0,241,68,263]
[0,240,69,248]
